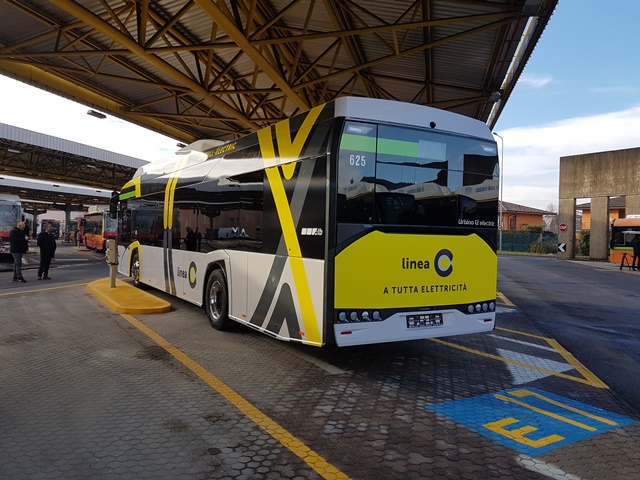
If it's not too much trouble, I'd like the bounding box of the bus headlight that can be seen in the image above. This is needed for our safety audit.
[361,311,370,321]
[349,311,359,322]
[338,311,347,322]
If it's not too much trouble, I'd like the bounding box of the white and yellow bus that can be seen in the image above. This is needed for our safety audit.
[113,97,499,347]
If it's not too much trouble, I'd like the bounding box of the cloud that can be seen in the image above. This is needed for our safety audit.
[590,86,639,94]
[498,105,640,209]
[518,73,553,89]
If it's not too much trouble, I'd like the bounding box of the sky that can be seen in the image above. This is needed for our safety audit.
[2,0,640,211]
[492,0,640,210]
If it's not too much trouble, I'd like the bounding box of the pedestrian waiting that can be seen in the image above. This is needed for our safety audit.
[37,224,57,280]
[9,221,29,283]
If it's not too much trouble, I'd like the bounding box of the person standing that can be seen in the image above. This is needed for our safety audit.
[37,224,57,280]
[185,226,197,251]
[9,221,29,282]
[631,234,640,271]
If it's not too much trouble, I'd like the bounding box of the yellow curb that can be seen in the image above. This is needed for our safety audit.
[87,278,171,314]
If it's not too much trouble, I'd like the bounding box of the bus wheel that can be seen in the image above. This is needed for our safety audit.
[205,270,232,330]
[131,252,144,289]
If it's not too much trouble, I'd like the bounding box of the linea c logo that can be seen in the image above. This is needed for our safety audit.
[188,261,197,289]
[434,249,453,277]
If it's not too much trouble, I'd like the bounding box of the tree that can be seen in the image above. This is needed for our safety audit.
[544,202,558,233]
[578,229,590,256]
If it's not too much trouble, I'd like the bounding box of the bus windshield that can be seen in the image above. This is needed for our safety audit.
[337,121,499,227]
[104,215,118,233]
[0,203,20,233]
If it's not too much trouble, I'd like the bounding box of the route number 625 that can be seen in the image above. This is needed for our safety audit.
[349,154,366,166]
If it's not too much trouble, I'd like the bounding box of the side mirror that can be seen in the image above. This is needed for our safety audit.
[109,191,119,219]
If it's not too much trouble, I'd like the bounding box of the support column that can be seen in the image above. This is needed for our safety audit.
[589,196,610,260]
[557,198,576,260]
[64,208,72,237]
[625,195,640,216]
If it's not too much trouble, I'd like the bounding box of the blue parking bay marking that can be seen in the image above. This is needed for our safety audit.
[426,387,635,456]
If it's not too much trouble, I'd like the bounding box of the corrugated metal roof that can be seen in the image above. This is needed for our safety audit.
[0,0,559,144]
[0,123,146,168]
[0,122,145,190]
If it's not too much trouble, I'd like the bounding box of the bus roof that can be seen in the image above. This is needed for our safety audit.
[126,97,494,186]
[612,217,640,227]
[0,194,21,203]
[333,97,494,141]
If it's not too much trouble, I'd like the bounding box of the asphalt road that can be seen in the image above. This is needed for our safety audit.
[498,255,640,413]
[1,243,110,285]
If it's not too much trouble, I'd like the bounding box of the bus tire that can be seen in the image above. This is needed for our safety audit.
[205,269,232,331]
[131,251,145,289]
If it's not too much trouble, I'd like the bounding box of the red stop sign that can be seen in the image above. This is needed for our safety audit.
[559,223,567,232]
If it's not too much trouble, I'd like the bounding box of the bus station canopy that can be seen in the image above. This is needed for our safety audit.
[0,0,558,146]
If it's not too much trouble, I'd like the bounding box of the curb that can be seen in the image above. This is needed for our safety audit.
[87,278,171,314]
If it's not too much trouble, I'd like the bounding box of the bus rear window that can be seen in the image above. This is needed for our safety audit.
[337,121,498,227]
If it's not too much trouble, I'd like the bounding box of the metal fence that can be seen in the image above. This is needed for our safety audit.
[500,231,558,253]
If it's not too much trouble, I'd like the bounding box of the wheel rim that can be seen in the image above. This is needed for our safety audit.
[208,279,223,320]
[132,256,140,283]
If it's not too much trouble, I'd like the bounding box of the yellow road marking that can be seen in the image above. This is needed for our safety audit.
[120,313,349,480]
[0,282,87,296]
[429,336,607,389]
[494,394,597,431]
[439,293,608,388]
[508,389,617,426]
[496,291,515,306]
[496,327,608,389]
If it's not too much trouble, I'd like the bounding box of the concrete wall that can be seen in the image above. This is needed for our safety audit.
[558,147,640,259]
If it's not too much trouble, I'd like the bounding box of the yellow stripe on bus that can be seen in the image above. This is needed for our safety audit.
[164,157,189,228]
[257,106,324,345]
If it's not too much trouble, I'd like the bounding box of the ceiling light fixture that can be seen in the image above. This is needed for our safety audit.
[87,109,106,119]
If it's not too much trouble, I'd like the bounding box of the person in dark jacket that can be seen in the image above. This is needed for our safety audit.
[9,221,29,282]
[37,224,57,280]
[185,226,197,251]
[631,234,640,271]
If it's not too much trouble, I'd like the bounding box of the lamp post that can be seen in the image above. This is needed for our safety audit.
[493,132,504,252]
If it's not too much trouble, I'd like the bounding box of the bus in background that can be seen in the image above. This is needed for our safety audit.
[610,215,640,264]
[114,97,499,347]
[82,207,118,252]
[39,219,61,239]
[0,194,22,256]
[117,200,181,247]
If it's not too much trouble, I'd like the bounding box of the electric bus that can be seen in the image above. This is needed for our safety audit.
[113,97,499,347]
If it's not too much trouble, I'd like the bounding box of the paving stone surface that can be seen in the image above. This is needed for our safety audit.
[1,269,639,479]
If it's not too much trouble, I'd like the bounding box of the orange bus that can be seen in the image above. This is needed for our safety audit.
[610,216,640,264]
[82,209,117,252]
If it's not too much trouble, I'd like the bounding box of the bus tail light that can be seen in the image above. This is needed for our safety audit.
[467,302,495,315]
[336,310,382,323]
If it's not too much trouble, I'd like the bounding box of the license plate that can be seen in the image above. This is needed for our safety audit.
[406,313,443,328]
